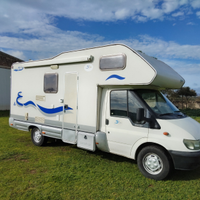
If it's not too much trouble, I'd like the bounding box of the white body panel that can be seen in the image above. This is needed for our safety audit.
[99,88,200,160]
[147,117,200,152]
[10,43,200,169]
[104,89,148,158]
[9,44,200,180]
[10,44,185,134]
[100,89,200,162]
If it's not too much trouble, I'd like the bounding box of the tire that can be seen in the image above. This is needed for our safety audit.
[137,146,172,180]
[31,127,48,146]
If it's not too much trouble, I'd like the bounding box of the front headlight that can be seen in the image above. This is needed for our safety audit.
[183,139,200,150]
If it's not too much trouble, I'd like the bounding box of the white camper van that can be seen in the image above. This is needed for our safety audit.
[9,44,200,180]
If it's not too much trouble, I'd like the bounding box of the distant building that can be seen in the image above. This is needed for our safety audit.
[0,51,23,110]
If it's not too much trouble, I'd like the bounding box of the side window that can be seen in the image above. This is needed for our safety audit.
[100,54,126,71]
[44,73,58,93]
[128,91,143,123]
[110,90,145,124]
[110,90,127,117]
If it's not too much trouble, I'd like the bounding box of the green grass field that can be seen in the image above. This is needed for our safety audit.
[1,110,200,199]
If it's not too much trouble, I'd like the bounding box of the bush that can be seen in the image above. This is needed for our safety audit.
[180,109,200,116]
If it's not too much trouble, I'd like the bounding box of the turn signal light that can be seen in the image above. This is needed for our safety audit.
[42,131,46,134]
[163,132,169,136]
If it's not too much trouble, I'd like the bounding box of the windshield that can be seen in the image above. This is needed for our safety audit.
[134,89,185,118]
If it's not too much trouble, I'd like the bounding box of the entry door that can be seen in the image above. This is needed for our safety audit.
[62,72,78,144]
[105,90,148,158]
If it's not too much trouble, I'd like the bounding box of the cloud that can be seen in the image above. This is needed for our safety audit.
[187,22,195,25]
[191,0,200,8]
[0,0,199,46]
[3,50,26,60]
[0,31,106,60]
[0,0,198,31]
[1,0,200,62]
[162,0,180,13]
[122,35,200,60]
[161,59,200,90]
[196,11,200,17]
[172,11,184,17]
[162,59,200,75]
[2,32,200,62]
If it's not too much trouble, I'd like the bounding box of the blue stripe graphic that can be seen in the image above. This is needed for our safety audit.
[16,92,24,106]
[24,101,36,107]
[14,67,23,72]
[106,74,125,81]
[37,104,73,114]
[15,92,73,114]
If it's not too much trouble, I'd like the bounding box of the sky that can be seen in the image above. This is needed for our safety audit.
[1,0,200,94]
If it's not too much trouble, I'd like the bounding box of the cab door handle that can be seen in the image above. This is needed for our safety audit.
[106,119,109,125]
[64,104,68,110]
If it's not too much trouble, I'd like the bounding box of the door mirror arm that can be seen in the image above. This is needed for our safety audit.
[136,108,160,129]
[136,108,152,123]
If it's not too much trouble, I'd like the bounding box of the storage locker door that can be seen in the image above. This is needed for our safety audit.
[62,72,78,144]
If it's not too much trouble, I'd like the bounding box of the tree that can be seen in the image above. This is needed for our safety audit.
[162,89,179,103]
[176,87,197,109]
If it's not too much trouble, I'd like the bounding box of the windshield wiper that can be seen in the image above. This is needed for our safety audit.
[159,113,174,116]
[159,111,185,117]
[174,110,185,116]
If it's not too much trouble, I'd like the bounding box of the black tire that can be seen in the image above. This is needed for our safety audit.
[137,145,172,180]
[31,127,48,146]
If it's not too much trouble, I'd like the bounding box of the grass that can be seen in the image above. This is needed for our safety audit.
[1,110,200,199]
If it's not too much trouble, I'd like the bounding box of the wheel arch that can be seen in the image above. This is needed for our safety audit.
[135,142,174,168]
[28,124,42,132]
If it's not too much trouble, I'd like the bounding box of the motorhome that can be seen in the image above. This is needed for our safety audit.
[9,44,200,180]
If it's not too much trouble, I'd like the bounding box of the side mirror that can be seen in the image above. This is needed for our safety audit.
[136,108,145,122]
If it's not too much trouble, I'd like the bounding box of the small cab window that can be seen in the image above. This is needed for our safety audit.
[110,90,127,117]
[44,73,58,93]
[100,54,126,71]
[110,90,144,123]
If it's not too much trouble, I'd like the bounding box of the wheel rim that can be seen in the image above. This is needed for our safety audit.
[33,129,42,143]
[142,153,163,175]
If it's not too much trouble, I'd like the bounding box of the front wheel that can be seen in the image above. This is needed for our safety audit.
[31,128,48,146]
[137,146,172,180]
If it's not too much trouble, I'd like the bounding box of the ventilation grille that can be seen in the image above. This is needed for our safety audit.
[36,95,46,101]
[35,117,45,124]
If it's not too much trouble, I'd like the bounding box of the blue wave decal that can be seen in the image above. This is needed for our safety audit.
[14,67,24,72]
[37,104,63,114]
[106,74,125,81]
[65,107,73,111]
[16,92,73,114]
[37,105,73,114]
[24,101,36,107]
[16,92,25,106]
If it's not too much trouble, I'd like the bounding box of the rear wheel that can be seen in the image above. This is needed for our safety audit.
[137,146,172,180]
[31,127,48,146]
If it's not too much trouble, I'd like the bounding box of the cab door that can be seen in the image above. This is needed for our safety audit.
[105,90,149,157]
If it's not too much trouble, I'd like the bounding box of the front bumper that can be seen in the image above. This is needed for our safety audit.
[169,150,200,170]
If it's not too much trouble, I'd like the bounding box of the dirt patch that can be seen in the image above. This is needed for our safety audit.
[21,159,29,162]
[30,170,37,174]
